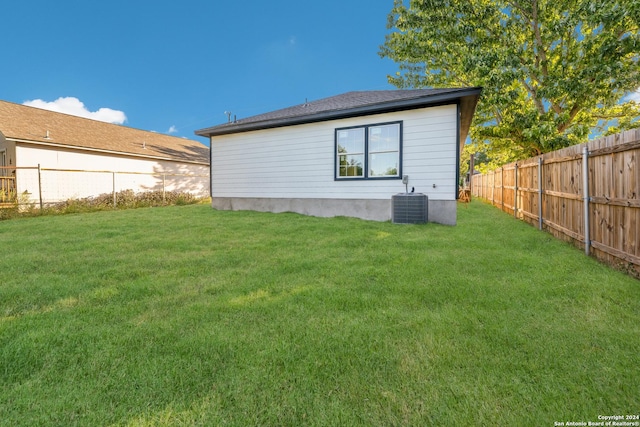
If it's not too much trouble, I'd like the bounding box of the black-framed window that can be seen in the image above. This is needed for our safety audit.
[335,121,402,180]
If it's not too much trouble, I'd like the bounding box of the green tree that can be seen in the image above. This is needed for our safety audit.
[380,0,640,168]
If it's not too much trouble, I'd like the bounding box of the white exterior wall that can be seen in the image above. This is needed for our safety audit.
[211,104,458,202]
[14,144,209,203]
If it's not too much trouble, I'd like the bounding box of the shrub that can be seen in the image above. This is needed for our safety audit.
[0,190,209,220]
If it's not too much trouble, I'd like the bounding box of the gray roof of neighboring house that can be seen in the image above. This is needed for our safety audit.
[195,88,482,148]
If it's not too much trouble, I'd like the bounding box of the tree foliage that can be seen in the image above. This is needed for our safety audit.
[380,0,640,169]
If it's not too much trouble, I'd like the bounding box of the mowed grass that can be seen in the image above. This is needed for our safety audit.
[1,202,638,426]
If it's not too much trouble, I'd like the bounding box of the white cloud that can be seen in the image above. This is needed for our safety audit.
[167,125,178,134]
[23,97,127,124]
[628,89,640,102]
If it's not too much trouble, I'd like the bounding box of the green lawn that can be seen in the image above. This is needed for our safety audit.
[1,202,638,426]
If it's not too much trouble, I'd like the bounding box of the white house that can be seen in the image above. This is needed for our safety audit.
[0,100,209,205]
[196,89,482,225]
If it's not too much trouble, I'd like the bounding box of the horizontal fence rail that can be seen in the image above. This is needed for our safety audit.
[0,165,209,209]
[471,129,640,278]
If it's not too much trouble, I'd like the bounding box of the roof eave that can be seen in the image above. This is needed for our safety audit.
[7,137,210,166]
[196,88,483,138]
[458,91,481,151]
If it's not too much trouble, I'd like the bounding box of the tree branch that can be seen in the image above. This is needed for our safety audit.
[531,0,549,79]
[506,1,531,19]
[493,106,503,125]
[520,78,547,114]
[557,103,582,133]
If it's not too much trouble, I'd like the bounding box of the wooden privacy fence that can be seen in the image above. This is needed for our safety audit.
[471,128,640,277]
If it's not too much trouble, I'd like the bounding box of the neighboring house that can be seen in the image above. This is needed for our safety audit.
[196,88,481,225]
[0,100,210,204]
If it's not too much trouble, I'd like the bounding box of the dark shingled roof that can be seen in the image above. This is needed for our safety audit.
[1,100,210,164]
[195,88,482,149]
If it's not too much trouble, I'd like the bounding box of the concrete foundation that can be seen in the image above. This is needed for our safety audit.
[211,197,457,225]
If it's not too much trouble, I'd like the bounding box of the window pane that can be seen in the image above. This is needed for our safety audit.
[338,154,364,177]
[369,152,399,177]
[369,124,399,153]
[337,128,364,154]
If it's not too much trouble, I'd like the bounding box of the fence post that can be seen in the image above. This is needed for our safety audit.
[501,167,505,211]
[582,146,590,255]
[494,170,498,206]
[494,170,497,206]
[482,174,485,199]
[483,173,486,199]
[162,174,166,203]
[37,164,43,210]
[112,172,116,208]
[538,157,543,230]
[484,173,486,199]
[469,154,474,201]
[514,163,518,218]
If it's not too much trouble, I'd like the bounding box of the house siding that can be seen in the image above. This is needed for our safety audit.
[211,104,458,204]
[0,137,16,172]
[14,144,209,203]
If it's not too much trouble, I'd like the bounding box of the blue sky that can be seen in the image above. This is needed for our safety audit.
[1,0,400,145]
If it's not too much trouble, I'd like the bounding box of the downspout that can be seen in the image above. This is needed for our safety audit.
[455,101,461,199]
[209,137,213,198]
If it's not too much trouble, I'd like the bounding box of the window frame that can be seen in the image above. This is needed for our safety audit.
[334,121,402,181]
